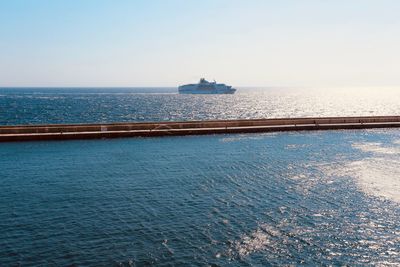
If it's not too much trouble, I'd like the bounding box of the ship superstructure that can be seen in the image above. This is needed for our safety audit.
[178,78,236,94]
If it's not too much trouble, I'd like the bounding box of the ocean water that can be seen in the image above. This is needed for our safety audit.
[1,87,400,266]
[1,130,399,266]
[0,87,399,125]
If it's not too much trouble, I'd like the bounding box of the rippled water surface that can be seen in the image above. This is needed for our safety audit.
[0,87,399,125]
[1,129,399,266]
[1,88,400,265]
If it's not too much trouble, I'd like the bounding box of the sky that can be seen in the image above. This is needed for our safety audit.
[0,0,400,87]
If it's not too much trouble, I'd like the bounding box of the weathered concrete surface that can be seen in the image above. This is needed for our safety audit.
[1,116,399,142]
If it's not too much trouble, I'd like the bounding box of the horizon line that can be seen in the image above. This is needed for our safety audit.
[1,85,400,89]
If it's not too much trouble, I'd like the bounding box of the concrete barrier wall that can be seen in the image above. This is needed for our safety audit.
[2,116,400,133]
[1,116,400,142]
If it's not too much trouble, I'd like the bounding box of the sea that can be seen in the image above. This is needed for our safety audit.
[0,87,399,266]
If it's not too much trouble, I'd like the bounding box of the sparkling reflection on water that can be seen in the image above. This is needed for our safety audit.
[0,129,399,266]
[0,87,400,125]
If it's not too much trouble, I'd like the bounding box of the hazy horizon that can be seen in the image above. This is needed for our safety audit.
[1,0,400,87]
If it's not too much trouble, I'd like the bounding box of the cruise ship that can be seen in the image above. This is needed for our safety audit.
[178,78,236,94]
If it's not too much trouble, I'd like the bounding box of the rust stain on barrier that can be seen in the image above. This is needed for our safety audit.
[0,116,400,142]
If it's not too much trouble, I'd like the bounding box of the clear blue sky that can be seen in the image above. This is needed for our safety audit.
[1,0,399,87]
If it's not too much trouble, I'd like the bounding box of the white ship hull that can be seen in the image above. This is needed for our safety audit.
[178,87,236,94]
[178,79,236,94]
